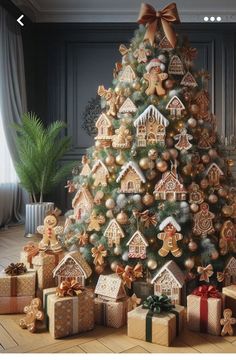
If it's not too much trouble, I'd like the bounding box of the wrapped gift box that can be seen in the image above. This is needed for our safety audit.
[222,285,236,318]
[94,297,128,328]
[0,296,34,314]
[32,251,64,289]
[128,304,184,347]
[0,270,36,297]
[43,287,94,339]
[187,286,222,336]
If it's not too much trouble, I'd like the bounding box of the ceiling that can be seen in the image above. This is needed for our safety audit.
[11,0,236,22]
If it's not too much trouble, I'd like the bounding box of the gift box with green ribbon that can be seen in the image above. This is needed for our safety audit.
[127,294,184,347]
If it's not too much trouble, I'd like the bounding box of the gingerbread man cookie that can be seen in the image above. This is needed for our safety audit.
[157,216,183,257]
[37,208,63,252]
[19,298,44,333]
[144,57,168,96]
[220,308,236,336]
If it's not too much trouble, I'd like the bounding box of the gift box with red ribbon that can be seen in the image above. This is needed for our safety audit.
[187,285,222,335]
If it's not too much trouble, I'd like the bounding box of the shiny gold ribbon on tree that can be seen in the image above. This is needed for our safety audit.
[5,262,27,276]
[197,264,214,282]
[116,263,143,288]
[91,244,107,265]
[137,2,180,47]
[56,279,84,297]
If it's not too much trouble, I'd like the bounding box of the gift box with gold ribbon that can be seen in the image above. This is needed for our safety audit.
[32,250,64,289]
[20,241,40,269]
[127,295,184,347]
[187,285,222,335]
[43,281,94,339]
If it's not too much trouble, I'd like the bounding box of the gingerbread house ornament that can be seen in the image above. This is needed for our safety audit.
[195,90,210,118]
[116,161,146,193]
[223,256,236,286]
[95,274,126,301]
[151,260,185,305]
[95,113,113,146]
[206,162,224,187]
[118,97,137,114]
[159,36,174,51]
[154,161,187,201]
[80,155,91,177]
[72,185,94,220]
[104,218,125,247]
[119,65,136,82]
[91,159,109,187]
[166,96,185,118]
[180,71,197,87]
[53,251,92,286]
[134,105,169,147]
[168,55,185,75]
[126,230,148,259]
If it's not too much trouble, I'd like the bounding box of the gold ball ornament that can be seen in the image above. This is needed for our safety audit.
[142,192,154,206]
[190,103,200,115]
[139,157,151,170]
[148,149,158,160]
[147,259,158,270]
[222,205,233,217]
[201,154,210,164]
[184,258,195,270]
[208,149,218,159]
[182,164,192,176]
[190,203,199,213]
[156,159,168,172]
[132,79,141,90]
[89,233,99,244]
[188,239,198,251]
[200,178,209,189]
[162,151,170,161]
[116,210,129,225]
[164,79,175,90]
[105,198,115,209]
[208,194,218,204]
[169,148,178,159]
[218,187,228,198]
[116,152,125,165]
[105,154,115,166]
[95,264,105,274]
[146,169,157,180]
[187,117,197,128]
[110,261,119,272]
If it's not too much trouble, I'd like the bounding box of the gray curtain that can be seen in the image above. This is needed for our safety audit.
[0,6,29,227]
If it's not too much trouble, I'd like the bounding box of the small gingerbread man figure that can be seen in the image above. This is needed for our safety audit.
[19,298,44,333]
[157,216,183,257]
[220,308,236,336]
[37,208,63,252]
[144,57,168,96]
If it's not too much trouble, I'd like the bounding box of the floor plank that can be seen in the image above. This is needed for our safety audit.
[0,324,18,350]
[80,340,113,353]
[60,346,85,353]
[122,345,149,353]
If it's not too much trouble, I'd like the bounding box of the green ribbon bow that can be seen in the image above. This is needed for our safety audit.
[142,294,175,313]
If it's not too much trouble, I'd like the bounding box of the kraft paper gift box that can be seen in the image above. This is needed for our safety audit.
[43,287,94,339]
[127,304,184,347]
[20,241,40,269]
[32,251,64,290]
[94,297,128,328]
[187,285,222,336]
[222,285,236,318]
[0,296,34,314]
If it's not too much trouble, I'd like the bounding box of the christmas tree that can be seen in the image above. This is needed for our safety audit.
[62,3,236,294]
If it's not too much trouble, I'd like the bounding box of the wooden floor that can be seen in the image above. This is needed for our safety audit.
[0,225,236,353]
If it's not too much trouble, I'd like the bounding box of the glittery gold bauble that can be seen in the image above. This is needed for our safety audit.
[165,79,174,89]
[169,148,178,159]
[110,261,119,272]
[149,94,159,105]
[116,210,128,224]
[114,245,122,256]
[105,154,115,166]
[166,137,174,148]
[222,205,233,217]
[139,157,151,170]
[218,187,227,197]
[108,176,114,184]
[190,203,199,213]
[132,79,141,90]
[208,194,218,204]
[211,250,219,260]
[124,87,132,97]
[184,258,195,270]
[201,154,210,164]
[116,152,125,165]
[188,239,198,251]
[148,149,158,160]
[190,103,199,115]
[142,192,154,206]
[208,149,218,158]
[200,178,209,189]
[156,160,168,172]
[187,117,197,128]
[95,140,101,148]
[105,198,115,209]
[147,259,158,270]
[146,169,157,180]
[95,265,104,274]
[162,151,170,161]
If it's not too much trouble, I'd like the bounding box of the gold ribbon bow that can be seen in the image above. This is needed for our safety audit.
[116,263,143,289]
[5,262,27,276]
[56,279,84,297]
[127,293,142,311]
[197,264,214,282]
[77,232,89,246]
[133,209,157,228]
[23,241,39,263]
[91,244,107,265]
[137,2,180,47]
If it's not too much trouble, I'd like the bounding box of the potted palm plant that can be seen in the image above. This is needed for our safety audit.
[14,112,73,236]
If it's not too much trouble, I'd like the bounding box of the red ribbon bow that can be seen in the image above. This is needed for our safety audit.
[137,2,180,47]
[192,285,221,299]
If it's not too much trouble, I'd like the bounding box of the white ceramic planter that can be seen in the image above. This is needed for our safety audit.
[25,202,54,237]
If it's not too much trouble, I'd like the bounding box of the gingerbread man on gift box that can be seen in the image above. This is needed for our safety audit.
[37,208,63,253]
[144,56,168,96]
[157,216,183,257]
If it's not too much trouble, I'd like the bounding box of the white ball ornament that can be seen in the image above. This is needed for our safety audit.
[122,251,129,262]
[89,233,99,244]
[158,54,167,63]
[169,89,178,97]
[114,245,122,256]
[133,194,142,203]
[105,198,115,209]
[110,261,119,272]
[147,259,158,270]
[106,210,114,218]
[185,258,195,270]
[117,194,128,208]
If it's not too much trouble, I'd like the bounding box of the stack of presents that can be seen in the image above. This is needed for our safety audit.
[1,223,236,345]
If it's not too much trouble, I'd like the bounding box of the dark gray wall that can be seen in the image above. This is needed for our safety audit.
[22,23,236,211]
